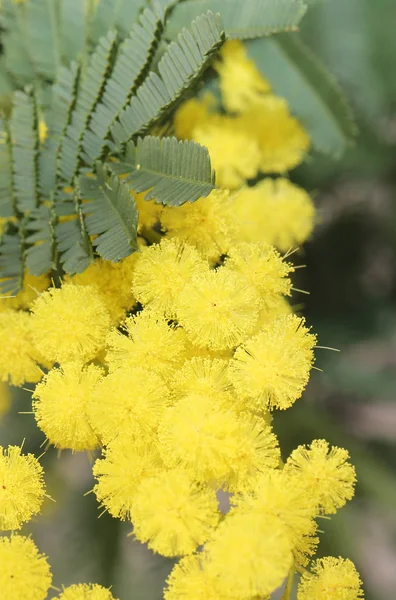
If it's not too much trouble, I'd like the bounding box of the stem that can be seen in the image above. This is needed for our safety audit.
[281,563,295,600]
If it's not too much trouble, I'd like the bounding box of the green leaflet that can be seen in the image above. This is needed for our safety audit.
[55,195,94,275]
[91,0,143,43]
[111,11,226,147]
[79,163,139,262]
[0,224,25,295]
[0,120,15,218]
[25,205,56,276]
[39,62,81,196]
[59,0,89,65]
[27,0,62,80]
[112,136,215,206]
[82,8,162,164]
[165,0,307,40]
[246,33,357,156]
[0,0,34,85]
[10,90,40,213]
[59,30,118,183]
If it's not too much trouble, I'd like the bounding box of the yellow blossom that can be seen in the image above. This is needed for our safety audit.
[55,583,118,600]
[0,309,45,386]
[205,511,293,598]
[131,469,220,557]
[229,314,316,411]
[241,96,310,173]
[0,535,52,600]
[133,190,163,233]
[0,445,46,531]
[170,356,231,401]
[216,40,271,113]
[160,189,236,264]
[30,284,111,365]
[193,116,261,189]
[297,557,364,600]
[231,178,315,251]
[87,366,170,445]
[105,310,186,379]
[132,239,208,317]
[174,94,215,140]
[33,363,104,452]
[164,554,235,600]
[93,436,163,520]
[285,440,357,515]
[177,269,261,351]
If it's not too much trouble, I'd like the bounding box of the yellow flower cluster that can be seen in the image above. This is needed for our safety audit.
[0,39,363,600]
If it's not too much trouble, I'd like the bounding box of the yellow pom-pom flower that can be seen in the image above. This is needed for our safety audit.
[235,469,318,566]
[132,239,208,317]
[31,284,111,364]
[87,366,170,445]
[106,310,186,379]
[133,190,163,233]
[159,394,279,489]
[193,117,261,189]
[160,189,236,264]
[174,94,214,140]
[93,436,163,520]
[242,95,310,173]
[170,356,231,401]
[164,554,235,600]
[225,241,293,301]
[231,178,315,252]
[216,40,271,114]
[131,469,220,557]
[205,511,293,598]
[285,440,357,515]
[177,269,261,351]
[0,309,45,386]
[0,445,46,531]
[68,258,136,324]
[229,314,316,411]
[55,583,118,600]
[32,363,104,452]
[297,557,364,600]
[0,534,52,600]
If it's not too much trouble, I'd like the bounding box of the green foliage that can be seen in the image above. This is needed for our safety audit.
[112,136,215,206]
[0,223,25,295]
[246,33,357,156]
[79,164,139,262]
[166,0,307,40]
[25,205,56,276]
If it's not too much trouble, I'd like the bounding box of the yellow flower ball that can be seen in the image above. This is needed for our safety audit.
[205,511,293,598]
[0,446,46,531]
[87,366,170,445]
[177,269,261,351]
[33,363,104,452]
[131,469,220,557]
[297,557,364,600]
[31,284,111,365]
[164,554,235,600]
[132,239,208,317]
[0,309,45,386]
[229,314,316,411]
[0,535,52,600]
[285,439,357,515]
[93,436,163,520]
[170,356,231,402]
[55,583,118,600]
[231,178,315,252]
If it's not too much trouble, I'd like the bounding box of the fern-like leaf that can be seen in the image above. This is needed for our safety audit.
[10,89,40,213]
[112,136,215,206]
[59,30,118,184]
[79,163,139,261]
[0,119,15,218]
[246,33,357,156]
[27,0,62,80]
[92,0,143,43]
[82,8,162,164]
[55,195,94,274]
[111,11,225,147]
[0,0,34,84]
[166,0,307,40]
[25,205,56,276]
[39,63,81,196]
[0,224,25,295]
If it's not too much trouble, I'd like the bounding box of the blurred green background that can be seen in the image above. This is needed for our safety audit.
[1,0,396,598]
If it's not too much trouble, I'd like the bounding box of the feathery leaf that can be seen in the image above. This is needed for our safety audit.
[79,163,139,261]
[246,33,357,156]
[111,11,225,147]
[55,195,94,274]
[112,136,215,206]
[166,0,307,40]
[92,0,143,43]
[0,223,25,295]
[27,0,62,80]
[25,205,56,276]
[0,119,15,218]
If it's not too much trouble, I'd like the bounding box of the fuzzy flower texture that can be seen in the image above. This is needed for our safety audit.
[0,41,363,600]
